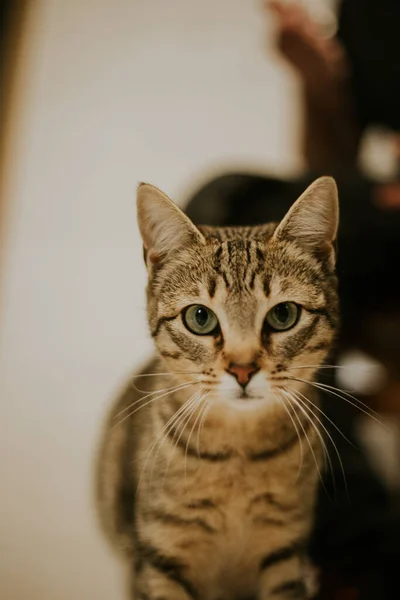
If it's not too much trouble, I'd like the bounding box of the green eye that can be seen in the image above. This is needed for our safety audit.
[265,302,300,331]
[183,305,219,335]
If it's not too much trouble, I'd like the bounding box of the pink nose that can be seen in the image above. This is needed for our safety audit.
[226,362,259,387]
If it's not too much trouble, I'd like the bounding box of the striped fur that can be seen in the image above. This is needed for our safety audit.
[97,177,339,599]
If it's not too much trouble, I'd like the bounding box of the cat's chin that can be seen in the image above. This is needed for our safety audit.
[239,390,261,400]
[214,393,276,412]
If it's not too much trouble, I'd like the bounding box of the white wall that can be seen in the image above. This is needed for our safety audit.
[0,1,301,598]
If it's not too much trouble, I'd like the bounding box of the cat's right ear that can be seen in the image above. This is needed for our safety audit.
[272,176,339,266]
[137,183,205,265]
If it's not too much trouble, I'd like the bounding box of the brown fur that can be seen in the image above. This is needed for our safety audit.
[97,177,339,600]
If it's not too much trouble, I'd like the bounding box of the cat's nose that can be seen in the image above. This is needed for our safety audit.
[226,362,259,388]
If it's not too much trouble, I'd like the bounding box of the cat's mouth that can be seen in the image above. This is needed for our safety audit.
[201,379,266,401]
[238,390,264,400]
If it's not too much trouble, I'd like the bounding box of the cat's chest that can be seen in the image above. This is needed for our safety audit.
[159,456,308,573]
[175,453,297,514]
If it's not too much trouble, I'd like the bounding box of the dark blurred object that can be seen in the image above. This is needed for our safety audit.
[338,0,400,132]
[0,0,27,131]
[0,0,15,79]
[0,0,29,300]
[269,0,400,172]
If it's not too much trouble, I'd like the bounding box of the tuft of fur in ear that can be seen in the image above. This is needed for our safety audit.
[272,176,339,265]
[137,183,205,264]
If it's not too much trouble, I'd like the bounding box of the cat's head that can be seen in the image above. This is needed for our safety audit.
[137,177,339,409]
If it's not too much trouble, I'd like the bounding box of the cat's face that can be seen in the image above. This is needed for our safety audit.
[137,178,339,409]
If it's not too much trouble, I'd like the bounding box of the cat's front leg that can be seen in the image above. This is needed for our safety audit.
[132,556,196,600]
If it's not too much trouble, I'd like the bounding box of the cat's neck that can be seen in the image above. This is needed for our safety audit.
[156,387,301,458]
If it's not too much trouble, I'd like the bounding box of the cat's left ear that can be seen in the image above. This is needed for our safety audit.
[272,176,339,266]
[137,183,205,264]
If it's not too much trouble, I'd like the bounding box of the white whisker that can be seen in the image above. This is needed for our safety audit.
[275,390,304,482]
[131,371,201,394]
[136,391,200,495]
[291,388,348,498]
[153,393,200,482]
[287,376,385,427]
[184,392,209,485]
[162,391,204,490]
[196,396,213,456]
[295,389,355,448]
[115,380,199,420]
[287,364,355,371]
[306,379,383,419]
[131,370,200,381]
[281,388,331,499]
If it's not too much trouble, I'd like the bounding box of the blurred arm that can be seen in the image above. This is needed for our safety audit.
[267,0,362,172]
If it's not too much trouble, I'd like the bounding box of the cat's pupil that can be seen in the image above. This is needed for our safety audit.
[195,307,208,327]
[275,303,289,323]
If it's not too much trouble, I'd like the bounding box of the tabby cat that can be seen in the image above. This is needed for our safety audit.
[97,176,339,600]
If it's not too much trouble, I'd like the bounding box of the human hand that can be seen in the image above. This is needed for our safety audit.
[266,0,347,94]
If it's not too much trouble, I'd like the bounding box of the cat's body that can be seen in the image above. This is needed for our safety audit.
[97,178,339,600]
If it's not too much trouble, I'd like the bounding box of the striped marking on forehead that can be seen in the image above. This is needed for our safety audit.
[200,225,263,241]
[210,239,268,293]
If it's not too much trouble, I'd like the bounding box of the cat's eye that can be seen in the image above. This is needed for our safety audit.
[183,305,219,335]
[265,302,300,331]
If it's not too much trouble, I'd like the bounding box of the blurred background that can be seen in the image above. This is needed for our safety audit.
[0,1,398,599]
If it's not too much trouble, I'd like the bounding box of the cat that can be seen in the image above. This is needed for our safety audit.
[96,176,339,600]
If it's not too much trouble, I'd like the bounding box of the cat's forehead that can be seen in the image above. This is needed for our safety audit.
[155,234,324,336]
[154,223,325,309]
[198,224,275,287]
[199,225,320,294]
